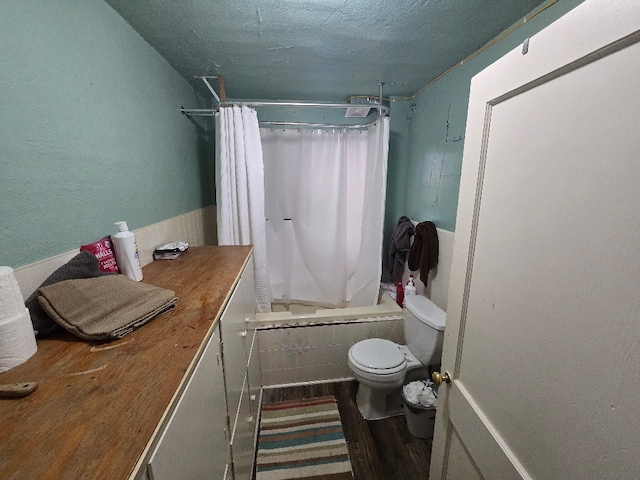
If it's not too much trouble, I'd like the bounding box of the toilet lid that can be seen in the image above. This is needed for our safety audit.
[350,339,406,374]
[405,295,447,331]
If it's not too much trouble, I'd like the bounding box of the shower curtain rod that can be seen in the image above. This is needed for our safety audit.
[180,100,389,117]
[179,110,380,129]
[181,103,387,129]
[258,118,379,130]
[226,100,389,115]
[184,77,390,124]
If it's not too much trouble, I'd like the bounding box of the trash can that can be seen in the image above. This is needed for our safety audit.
[401,383,437,439]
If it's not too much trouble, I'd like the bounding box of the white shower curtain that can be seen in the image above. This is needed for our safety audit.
[260,117,389,308]
[216,106,272,312]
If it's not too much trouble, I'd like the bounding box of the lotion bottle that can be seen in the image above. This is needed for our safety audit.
[112,221,143,281]
[404,274,417,298]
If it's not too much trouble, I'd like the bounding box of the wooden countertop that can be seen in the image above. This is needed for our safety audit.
[0,246,252,480]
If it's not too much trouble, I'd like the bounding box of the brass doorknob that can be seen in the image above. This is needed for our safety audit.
[431,371,451,386]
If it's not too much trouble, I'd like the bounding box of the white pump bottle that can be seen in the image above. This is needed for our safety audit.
[404,274,417,298]
[112,221,143,281]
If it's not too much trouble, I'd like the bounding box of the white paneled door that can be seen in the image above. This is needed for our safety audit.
[430,1,640,479]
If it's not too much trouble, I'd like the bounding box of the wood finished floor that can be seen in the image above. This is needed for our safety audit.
[260,380,432,480]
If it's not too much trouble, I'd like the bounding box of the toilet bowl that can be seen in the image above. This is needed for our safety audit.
[348,295,446,420]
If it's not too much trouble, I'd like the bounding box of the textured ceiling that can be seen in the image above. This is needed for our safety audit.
[104,0,547,102]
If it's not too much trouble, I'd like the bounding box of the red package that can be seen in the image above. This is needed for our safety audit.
[80,236,120,273]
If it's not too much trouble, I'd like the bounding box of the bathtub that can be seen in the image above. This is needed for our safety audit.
[255,288,402,327]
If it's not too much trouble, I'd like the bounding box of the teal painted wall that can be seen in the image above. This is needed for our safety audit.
[386,0,586,236]
[0,0,214,268]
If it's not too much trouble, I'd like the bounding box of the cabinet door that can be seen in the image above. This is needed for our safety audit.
[246,329,261,419]
[226,330,262,480]
[229,375,256,480]
[148,327,228,480]
[220,256,260,480]
[242,257,260,420]
[240,256,257,361]
[220,257,255,422]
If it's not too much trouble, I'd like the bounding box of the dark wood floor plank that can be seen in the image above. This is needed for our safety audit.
[369,415,432,479]
[333,382,387,480]
[260,380,432,480]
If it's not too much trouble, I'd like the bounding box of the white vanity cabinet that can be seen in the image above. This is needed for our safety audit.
[0,247,257,480]
[147,325,229,480]
[143,254,259,480]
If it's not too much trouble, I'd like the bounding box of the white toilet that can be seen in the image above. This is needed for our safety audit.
[347,294,446,420]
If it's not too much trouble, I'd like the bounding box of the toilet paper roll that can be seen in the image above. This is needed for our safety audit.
[0,266,27,322]
[0,308,38,373]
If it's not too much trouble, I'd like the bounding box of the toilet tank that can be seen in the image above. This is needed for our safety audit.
[403,295,446,366]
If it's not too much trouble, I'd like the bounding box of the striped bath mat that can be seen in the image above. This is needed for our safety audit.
[255,396,354,480]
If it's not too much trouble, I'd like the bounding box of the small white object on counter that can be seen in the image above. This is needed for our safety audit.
[0,309,38,372]
[0,266,26,321]
[0,267,37,372]
[113,221,143,282]
[155,242,189,252]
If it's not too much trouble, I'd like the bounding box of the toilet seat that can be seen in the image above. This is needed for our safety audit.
[348,338,406,375]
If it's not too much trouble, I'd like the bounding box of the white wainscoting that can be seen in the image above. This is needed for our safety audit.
[13,205,217,299]
[258,317,404,387]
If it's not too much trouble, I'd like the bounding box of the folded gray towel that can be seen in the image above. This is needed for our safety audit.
[37,275,177,341]
[25,251,115,336]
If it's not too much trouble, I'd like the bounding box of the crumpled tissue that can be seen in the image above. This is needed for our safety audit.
[403,380,438,408]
